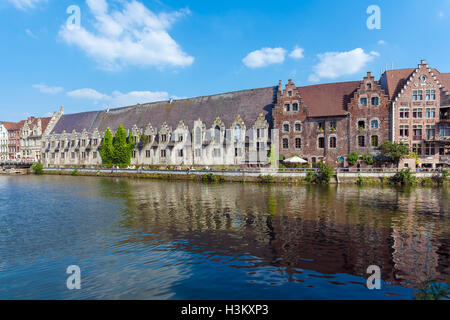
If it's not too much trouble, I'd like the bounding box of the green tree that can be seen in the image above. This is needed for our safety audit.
[380,141,410,168]
[113,125,130,167]
[347,151,360,166]
[100,128,114,167]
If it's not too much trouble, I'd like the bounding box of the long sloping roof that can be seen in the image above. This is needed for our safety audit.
[297,81,360,117]
[2,120,25,131]
[380,68,415,100]
[51,87,277,134]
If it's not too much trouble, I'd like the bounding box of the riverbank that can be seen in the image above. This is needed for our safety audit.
[42,168,449,186]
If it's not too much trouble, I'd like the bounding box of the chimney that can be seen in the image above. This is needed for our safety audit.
[420,59,427,65]
[278,80,282,91]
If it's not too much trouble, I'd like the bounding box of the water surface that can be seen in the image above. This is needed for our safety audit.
[0,175,448,299]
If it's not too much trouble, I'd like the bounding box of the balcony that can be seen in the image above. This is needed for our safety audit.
[413,135,422,141]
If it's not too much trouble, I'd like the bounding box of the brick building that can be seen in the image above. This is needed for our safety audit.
[37,59,449,169]
[3,121,25,160]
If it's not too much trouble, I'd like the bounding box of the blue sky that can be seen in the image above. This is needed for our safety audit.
[0,0,449,121]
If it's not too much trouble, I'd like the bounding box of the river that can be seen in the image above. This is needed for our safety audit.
[0,175,448,299]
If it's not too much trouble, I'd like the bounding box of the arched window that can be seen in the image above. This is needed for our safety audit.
[371,120,379,129]
[214,125,221,143]
[234,124,241,141]
[195,127,202,145]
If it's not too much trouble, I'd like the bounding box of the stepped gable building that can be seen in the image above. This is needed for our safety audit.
[20,108,63,162]
[43,87,276,167]
[380,60,450,167]
[41,59,450,169]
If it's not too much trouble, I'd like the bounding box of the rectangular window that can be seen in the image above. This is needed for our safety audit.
[161,134,167,142]
[425,108,436,118]
[132,151,136,158]
[282,138,289,149]
[412,143,422,155]
[146,150,151,158]
[426,90,436,100]
[399,125,409,137]
[295,138,302,149]
[371,135,379,147]
[399,108,410,118]
[413,90,423,101]
[71,152,75,159]
[195,149,201,157]
[413,125,422,140]
[61,152,65,159]
[160,149,166,158]
[425,143,435,156]
[93,139,98,146]
[413,108,422,118]
[358,136,365,147]
[426,125,435,140]
[178,135,183,142]
[82,152,86,159]
[360,97,367,106]
[81,140,86,147]
[214,148,221,157]
[235,148,241,157]
[178,149,184,157]
[371,96,379,106]
[318,137,325,149]
[329,137,336,149]
[292,103,299,111]
[93,152,97,159]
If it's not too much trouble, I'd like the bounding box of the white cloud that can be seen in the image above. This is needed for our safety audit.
[308,48,378,82]
[242,47,286,68]
[289,46,304,59]
[59,0,194,70]
[8,0,47,10]
[25,29,38,39]
[67,88,170,107]
[377,40,387,45]
[33,84,64,94]
[67,88,108,100]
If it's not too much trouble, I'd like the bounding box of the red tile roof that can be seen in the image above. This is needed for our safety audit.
[2,120,25,131]
[297,81,360,117]
[380,68,415,100]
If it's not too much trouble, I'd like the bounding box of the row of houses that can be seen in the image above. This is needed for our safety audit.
[0,112,62,161]
[2,59,450,168]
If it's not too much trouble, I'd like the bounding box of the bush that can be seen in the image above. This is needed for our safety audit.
[202,173,220,183]
[305,163,334,184]
[316,163,334,184]
[258,175,274,183]
[347,152,359,166]
[362,154,374,165]
[71,169,78,176]
[356,175,365,185]
[31,162,44,175]
[390,168,416,185]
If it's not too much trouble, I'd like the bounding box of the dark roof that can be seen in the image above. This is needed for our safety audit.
[52,87,277,134]
[297,81,360,117]
[52,111,102,134]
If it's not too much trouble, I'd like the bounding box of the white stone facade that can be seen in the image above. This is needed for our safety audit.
[42,113,273,168]
[0,123,8,160]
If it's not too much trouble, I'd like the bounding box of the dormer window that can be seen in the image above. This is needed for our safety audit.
[288,91,293,97]
[367,83,372,90]
[161,134,167,142]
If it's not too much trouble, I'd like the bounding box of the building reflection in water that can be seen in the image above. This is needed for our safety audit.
[98,179,449,288]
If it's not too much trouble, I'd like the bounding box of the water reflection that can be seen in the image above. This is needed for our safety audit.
[0,176,448,299]
[104,179,449,288]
